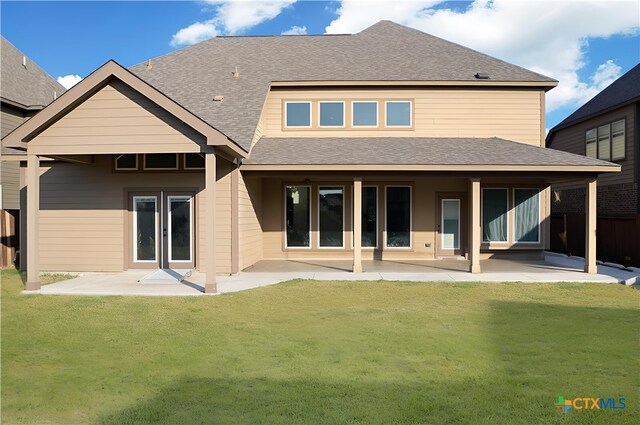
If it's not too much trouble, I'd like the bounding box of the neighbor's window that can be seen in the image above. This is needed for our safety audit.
[285,101,312,128]
[184,153,205,169]
[386,186,411,247]
[586,119,625,161]
[352,101,378,127]
[144,154,178,170]
[285,186,310,248]
[385,101,412,127]
[514,189,539,242]
[115,154,137,170]
[319,102,345,127]
[482,189,508,242]
[319,187,344,247]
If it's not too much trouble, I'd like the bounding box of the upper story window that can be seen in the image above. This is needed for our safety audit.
[319,101,345,127]
[586,119,625,161]
[285,101,312,128]
[352,101,378,127]
[385,101,412,127]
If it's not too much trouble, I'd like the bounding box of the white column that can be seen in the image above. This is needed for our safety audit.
[205,153,217,293]
[353,178,362,273]
[584,178,597,274]
[26,154,40,290]
[469,178,481,273]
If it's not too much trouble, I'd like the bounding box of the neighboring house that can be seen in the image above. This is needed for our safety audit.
[546,64,639,266]
[2,21,619,291]
[0,36,65,267]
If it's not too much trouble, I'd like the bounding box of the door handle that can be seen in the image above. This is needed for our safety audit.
[163,228,167,237]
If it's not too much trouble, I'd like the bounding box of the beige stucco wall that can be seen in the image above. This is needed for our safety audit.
[262,88,544,146]
[30,155,233,273]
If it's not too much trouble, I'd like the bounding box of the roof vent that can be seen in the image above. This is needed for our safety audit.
[146,59,152,70]
[475,72,490,79]
[213,95,224,102]
[22,55,27,68]
[232,66,239,78]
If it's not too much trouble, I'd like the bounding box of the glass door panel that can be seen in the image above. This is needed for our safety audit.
[168,196,192,262]
[442,199,460,250]
[133,196,158,263]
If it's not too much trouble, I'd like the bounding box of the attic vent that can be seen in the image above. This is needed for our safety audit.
[475,73,490,79]
[213,95,224,102]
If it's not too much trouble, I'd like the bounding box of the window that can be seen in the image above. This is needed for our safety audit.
[319,102,345,127]
[285,101,311,128]
[285,186,310,248]
[352,101,378,127]
[386,186,411,247]
[385,101,412,127]
[144,154,178,170]
[319,187,344,247]
[184,153,205,170]
[586,119,625,161]
[115,154,137,170]
[352,186,378,248]
[482,189,508,242]
[514,189,539,242]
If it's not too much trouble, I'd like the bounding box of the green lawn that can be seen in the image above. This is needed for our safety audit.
[1,268,638,424]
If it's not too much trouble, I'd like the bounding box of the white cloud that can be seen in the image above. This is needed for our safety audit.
[171,0,296,46]
[325,0,639,112]
[57,74,82,89]
[281,25,307,35]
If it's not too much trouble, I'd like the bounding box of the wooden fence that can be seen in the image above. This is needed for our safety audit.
[550,213,640,267]
[0,209,19,268]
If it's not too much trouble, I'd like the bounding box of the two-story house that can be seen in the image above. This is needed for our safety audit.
[2,21,619,292]
[0,36,65,268]
[547,64,639,266]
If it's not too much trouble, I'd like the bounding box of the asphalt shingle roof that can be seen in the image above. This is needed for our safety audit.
[245,137,615,167]
[129,21,556,152]
[0,36,65,108]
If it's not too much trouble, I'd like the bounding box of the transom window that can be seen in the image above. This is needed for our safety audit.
[115,154,138,170]
[144,154,179,170]
[352,101,378,127]
[319,102,345,127]
[385,101,412,127]
[285,101,312,128]
[586,119,625,161]
[114,154,206,172]
[184,153,205,170]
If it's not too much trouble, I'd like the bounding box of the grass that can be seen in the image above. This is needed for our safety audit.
[1,268,638,425]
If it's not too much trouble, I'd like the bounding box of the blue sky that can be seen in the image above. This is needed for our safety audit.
[1,1,638,129]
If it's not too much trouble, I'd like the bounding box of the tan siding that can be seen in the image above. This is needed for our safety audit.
[1,105,25,138]
[1,106,25,210]
[29,80,207,155]
[550,103,635,189]
[37,155,233,274]
[262,88,542,146]
[238,172,263,269]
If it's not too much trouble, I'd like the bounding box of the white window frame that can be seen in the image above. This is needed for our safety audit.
[284,101,312,129]
[318,185,346,249]
[611,119,626,161]
[133,196,158,263]
[183,153,205,170]
[351,185,379,249]
[351,101,379,128]
[481,188,510,244]
[115,154,138,171]
[167,195,194,263]
[441,198,461,250]
[143,154,179,171]
[318,101,346,128]
[384,100,413,128]
[384,185,412,249]
[284,185,312,249]
[512,188,541,244]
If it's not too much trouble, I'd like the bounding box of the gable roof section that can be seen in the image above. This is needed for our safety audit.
[1,36,65,109]
[547,63,640,145]
[2,60,245,157]
[244,136,618,173]
[130,21,557,152]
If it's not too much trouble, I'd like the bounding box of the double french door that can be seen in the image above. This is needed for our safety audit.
[130,191,195,269]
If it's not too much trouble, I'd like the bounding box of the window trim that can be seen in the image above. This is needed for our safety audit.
[167,195,194,263]
[481,187,510,244]
[512,188,541,244]
[115,154,138,171]
[284,185,312,249]
[317,185,346,249]
[183,153,205,170]
[586,118,626,162]
[384,185,413,249]
[351,101,379,128]
[284,101,312,129]
[318,101,346,128]
[384,100,413,128]
[143,153,179,171]
[611,119,626,161]
[351,185,379,249]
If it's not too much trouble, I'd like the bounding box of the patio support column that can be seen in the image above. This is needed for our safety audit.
[26,154,40,290]
[469,178,481,273]
[230,163,240,275]
[584,177,597,274]
[205,152,217,293]
[353,177,362,273]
